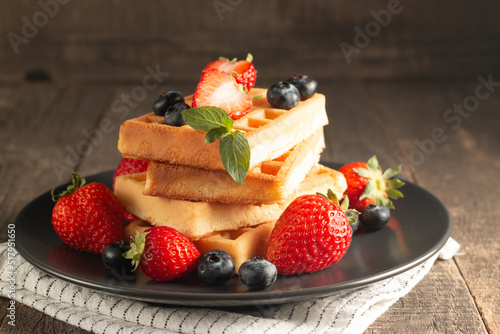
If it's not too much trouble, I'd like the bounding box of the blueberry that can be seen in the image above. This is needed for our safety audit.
[102,240,133,273]
[197,250,235,285]
[164,102,189,127]
[346,211,360,233]
[359,205,391,231]
[267,81,300,110]
[238,257,277,290]
[153,91,184,116]
[285,75,318,101]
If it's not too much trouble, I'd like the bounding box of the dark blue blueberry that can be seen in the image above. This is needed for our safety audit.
[164,102,189,127]
[153,91,184,116]
[196,250,235,285]
[238,257,277,290]
[267,81,300,110]
[102,240,133,274]
[346,211,360,233]
[359,205,391,231]
[285,75,318,101]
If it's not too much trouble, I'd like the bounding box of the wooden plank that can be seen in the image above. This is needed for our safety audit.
[1,1,499,84]
[367,260,488,333]
[365,82,500,333]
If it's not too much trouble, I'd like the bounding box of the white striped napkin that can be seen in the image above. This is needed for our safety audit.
[0,239,458,334]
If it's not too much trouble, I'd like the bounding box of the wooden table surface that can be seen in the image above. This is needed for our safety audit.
[0,80,498,333]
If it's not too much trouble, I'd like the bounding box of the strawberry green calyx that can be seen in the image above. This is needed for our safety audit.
[51,172,86,202]
[354,155,405,209]
[123,230,150,271]
[317,189,359,225]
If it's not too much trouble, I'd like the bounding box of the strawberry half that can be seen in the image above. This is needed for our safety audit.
[113,158,150,222]
[51,173,124,254]
[202,53,256,91]
[265,191,353,275]
[192,69,253,120]
[339,155,405,211]
[124,226,200,281]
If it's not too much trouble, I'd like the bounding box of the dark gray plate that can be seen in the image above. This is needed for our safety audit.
[14,163,451,306]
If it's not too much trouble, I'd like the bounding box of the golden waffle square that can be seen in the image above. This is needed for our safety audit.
[123,219,275,273]
[143,129,325,205]
[118,88,328,171]
[114,164,346,240]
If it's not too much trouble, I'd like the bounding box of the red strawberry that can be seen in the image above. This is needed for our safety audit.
[51,173,124,254]
[113,158,150,189]
[265,191,353,275]
[192,69,253,120]
[113,158,150,222]
[202,53,256,91]
[124,226,200,281]
[339,155,405,211]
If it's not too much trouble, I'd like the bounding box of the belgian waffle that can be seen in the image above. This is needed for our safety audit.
[123,219,275,273]
[143,129,325,205]
[118,88,328,171]
[114,164,346,240]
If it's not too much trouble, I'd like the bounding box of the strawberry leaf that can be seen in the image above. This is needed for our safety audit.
[386,188,404,199]
[220,130,250,185]
[353,167,372,179]
[383,166,401,179]
[181,106,233,132]
[123,230,150,271]
[386,178,405,189]
[367,155,381,172]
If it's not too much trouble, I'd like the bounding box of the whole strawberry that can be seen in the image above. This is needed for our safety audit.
[51,172,124,254]
[339,155,405,211]
[124,226,200,281]
[265,191,353,275]
[113,158,150,189]
[113,158,150,222]
[202,53,257,91]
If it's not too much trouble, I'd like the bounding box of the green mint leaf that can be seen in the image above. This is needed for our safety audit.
[219,130,250,185]
[181,106,233,132]
[205,126,230,144]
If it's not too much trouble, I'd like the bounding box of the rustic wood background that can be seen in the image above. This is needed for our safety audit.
[0,1,499,333]
[1,0,499,85]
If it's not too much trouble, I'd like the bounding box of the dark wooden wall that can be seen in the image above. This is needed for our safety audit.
[1,0,499,86]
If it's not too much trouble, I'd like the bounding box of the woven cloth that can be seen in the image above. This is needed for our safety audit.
[0,238,459,334]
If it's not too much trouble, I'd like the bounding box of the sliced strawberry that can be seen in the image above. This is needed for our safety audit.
[202,53,256,91]
[192,69,252,120]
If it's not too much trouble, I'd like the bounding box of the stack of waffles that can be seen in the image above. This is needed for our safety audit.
[114,88,347,270]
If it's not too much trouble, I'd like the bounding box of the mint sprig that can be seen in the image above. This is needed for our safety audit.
[181,107,250,185]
